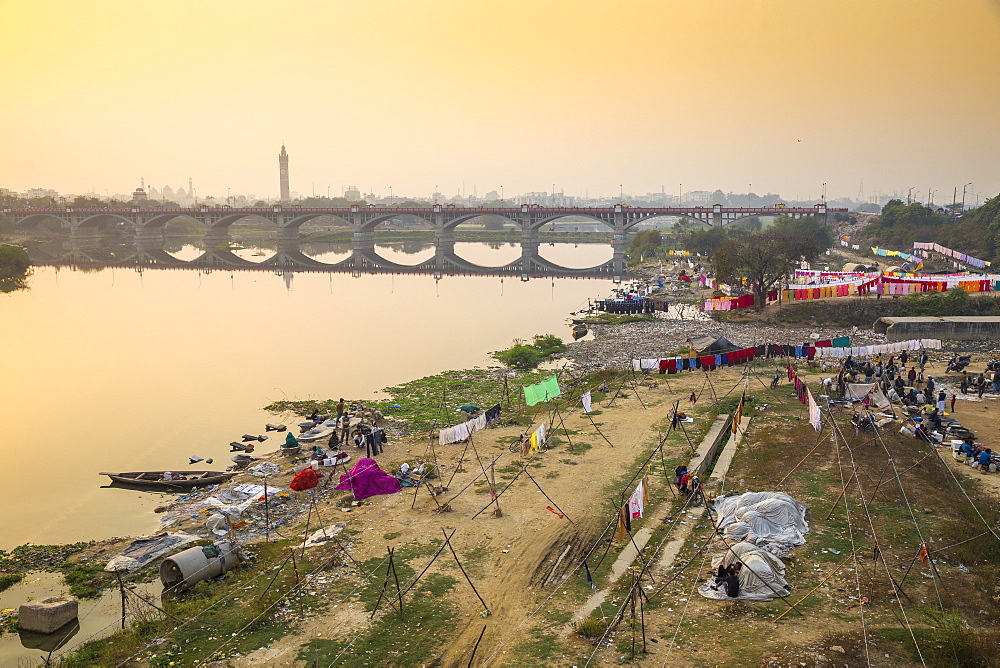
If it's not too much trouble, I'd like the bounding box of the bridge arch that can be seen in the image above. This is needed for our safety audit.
[282,213,353,231]
[138,212,195,231]
[358,213,434,232]
[77,212,134,229]
[9,213,70,229]
[622,213,712,230]
[529,213,611,232]
[441,213,522,231]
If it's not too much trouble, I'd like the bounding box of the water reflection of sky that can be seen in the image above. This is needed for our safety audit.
[0,244,617,550]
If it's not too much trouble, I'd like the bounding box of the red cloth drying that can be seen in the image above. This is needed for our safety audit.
[290,467,323,491]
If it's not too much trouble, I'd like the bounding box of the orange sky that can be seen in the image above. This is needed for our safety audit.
[1,0,998,202]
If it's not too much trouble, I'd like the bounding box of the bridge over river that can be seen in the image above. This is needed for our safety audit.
[4,203,842,262]
[25,236,632,279]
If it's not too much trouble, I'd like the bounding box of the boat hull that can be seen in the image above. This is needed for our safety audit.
[100,471,237,489]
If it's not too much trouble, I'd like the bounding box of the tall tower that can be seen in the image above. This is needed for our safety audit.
[278,144,290,202]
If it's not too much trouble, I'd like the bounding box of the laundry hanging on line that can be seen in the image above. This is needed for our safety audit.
[524,375,562,406]
[438,403,502,445]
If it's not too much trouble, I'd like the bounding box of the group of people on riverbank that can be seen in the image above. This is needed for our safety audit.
[834,349,999,474]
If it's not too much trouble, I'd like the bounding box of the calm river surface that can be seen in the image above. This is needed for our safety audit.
[0,240,615,549]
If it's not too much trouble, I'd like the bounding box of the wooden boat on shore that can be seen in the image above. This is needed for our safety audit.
[100,471,238,489]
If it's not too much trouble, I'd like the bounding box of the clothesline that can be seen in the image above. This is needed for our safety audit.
[812,338,942,359]
[871,246,921,263]
[702,290,779,311]
[632,337,852,373]
[438,403,502,445]
[913,242,991,269]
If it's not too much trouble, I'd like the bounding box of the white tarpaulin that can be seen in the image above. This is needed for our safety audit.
[105,532,196,572]
[714,492,809,548]
[844,383,890,410]
[698,541,791,601]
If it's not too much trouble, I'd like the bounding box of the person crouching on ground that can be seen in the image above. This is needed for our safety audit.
[977,448,993,473]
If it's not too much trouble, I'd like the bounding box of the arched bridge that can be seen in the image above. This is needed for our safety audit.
[2,203,843,260]
[25,237,629,280]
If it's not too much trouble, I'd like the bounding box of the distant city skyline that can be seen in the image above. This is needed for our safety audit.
[1,1,997,204]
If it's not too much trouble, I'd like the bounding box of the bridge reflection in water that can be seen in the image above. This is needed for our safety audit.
[25,236,627,280]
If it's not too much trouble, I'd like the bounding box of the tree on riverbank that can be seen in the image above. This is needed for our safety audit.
[625,229,662,266]
[861,195,1000,261]
[713,219,830,309]
[0,244,30,292]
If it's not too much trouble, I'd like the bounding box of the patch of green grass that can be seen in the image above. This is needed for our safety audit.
[63,563,114,599]
[59,539,333,666]
[0,573,22,593]
[265,367,554,433]
[297,573,459,665]
[382,532,401,541]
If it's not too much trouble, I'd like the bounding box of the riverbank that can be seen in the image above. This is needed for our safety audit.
[37,347,1000,667]
[7,261,1000,666]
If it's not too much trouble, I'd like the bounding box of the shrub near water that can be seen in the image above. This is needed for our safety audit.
[0,244,30,292]
[493,335,567,370]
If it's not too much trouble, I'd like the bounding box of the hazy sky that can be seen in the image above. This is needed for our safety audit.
[2,0,998,202]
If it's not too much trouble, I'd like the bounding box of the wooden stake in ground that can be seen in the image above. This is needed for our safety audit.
[605,372,631,408]
[585,408,615,449]
[550,403,574,451]
[371,547,404,619]
[115,570,127,629]
[626,361,648,410]
[442,528,490,616]
[489,457,502,517]
[263,475,271,543]
[447,437,472,488]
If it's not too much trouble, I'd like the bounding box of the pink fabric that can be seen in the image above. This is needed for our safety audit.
[335,458,402,500]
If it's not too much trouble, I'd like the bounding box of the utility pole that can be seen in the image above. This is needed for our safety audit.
[952,187,958,217]
[961,183,972,213]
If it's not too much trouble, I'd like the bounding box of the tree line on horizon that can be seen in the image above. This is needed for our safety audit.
[857,195,1000,262]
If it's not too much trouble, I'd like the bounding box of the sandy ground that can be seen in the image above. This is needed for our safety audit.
[84,322,1000,666]
[212,351,1000,667]
[225,369,723,666]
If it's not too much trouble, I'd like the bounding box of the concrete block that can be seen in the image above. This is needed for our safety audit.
[18,596,79,634]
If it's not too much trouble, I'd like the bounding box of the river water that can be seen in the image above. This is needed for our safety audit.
[0,240,616,549]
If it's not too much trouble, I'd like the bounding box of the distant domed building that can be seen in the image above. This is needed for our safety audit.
[132,187,148,202]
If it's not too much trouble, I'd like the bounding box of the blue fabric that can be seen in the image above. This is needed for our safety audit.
[714,354,722,366]
[979,451,992,466]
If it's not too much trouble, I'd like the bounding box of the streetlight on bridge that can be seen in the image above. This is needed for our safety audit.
[821,183,827,204]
